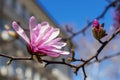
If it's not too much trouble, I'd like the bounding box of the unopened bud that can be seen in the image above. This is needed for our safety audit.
[92,19,107,40]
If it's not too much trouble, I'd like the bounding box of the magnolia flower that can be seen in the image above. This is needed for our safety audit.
[114,11,120,22]
[92,19,107,40]
[112,10,120,31]
[12,16,69,57]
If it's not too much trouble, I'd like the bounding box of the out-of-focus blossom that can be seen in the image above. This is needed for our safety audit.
[12,16,69,57]
[114,11,120,22]
[112,10,120,31]
[1,30,13,41]
[5,25,18,38]
[0,25,18,41]
[110,2,120,32]
[92,19,107,40]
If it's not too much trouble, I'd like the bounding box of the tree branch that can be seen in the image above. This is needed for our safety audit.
[0,27,120,80]
[0,53,33,65]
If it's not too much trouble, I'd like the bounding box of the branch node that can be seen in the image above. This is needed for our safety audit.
[95,56,100,63]
[80,58,86,62]
[6,58,13,65]
[98,40,104,44]
[73,67,79,75]
[67,58,73,62]
[74,68,78,75]
[32,55,43,63]
[67,49,76,62]
[44,63,49,68]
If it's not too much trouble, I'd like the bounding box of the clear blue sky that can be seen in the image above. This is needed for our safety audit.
[36,0,115,80]
[36,0,114,31]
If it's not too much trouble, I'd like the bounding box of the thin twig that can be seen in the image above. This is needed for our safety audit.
[82,66,87,80]
[0,53,33,65]
[43,59,77,68]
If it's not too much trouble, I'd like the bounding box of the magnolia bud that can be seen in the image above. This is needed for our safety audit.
[92,19,107,40]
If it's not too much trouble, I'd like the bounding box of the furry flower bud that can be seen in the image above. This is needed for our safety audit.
[92,19,107,40]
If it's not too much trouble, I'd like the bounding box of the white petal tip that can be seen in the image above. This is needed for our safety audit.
[12,21,17,26]
[61,51,70,55]
[30,16,35,20]
[12,21,19,30]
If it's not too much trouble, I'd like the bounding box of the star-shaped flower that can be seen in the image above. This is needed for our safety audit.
[12,16,69,57]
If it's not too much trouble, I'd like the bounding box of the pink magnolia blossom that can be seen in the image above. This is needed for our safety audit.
[114,11,120,22]
[113,11,120,30]
[110,10,120,33]
[12,16,69,57]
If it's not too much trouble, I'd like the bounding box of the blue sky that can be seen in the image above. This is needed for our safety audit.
[36,0,116,80]
[36,0,114,31]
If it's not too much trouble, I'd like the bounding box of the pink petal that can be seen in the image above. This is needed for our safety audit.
[35,21,50,44]
[37,45,69,57]
[47,48,70,55]
[42,41,66,49]
[31,24,41,44]
[37,37,64,50]
[32,24,40,35]
[12,21,30,44]
[51,42,67,49]
[46,52,60,57]
[44,28,60,43]
[47,38,62,45]
[45,49,69,56]
[29,16,37,41]
[39,21,50,35]
[36,27,54,47]
[42,38,62,47]
[41,46,69,55]
[37,49,60,57]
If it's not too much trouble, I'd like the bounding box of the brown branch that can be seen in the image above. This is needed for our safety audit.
[70,52,120,65]
[0,49,120,79]
[88,52,120,65]
[73,28,120,75]
[0,27,120,79]
[43,59,77,68]
[98,40,104,44]
[0,53,33,65]
[82,66,87,80]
